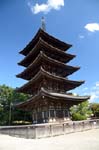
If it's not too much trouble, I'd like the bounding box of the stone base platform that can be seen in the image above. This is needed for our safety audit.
[0,119,99,139]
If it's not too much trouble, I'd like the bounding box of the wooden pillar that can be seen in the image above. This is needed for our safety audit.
[42,111,44,119]
[63,109,65,118]
[53,109,56,122]
[42,111,45,123]
[35,110,38,123]
[32,113,34,122]
[67,110,70,118]
[54,109,56,118]
[63,109,67,121]
[48,109,50,118]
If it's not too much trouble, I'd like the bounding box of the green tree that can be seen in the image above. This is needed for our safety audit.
[70,101,92,121]
[0,84,31,125]
[90,103,99,118]
[12,90,32,124]
[0,84,14,125]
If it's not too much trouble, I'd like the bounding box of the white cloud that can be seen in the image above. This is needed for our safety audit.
[85,23,99,32]
[47,0,64,10]
[96,82,99,87]
[32,3,49,14]
[82,87,88,91]
[79,35,85,39]
[91,82,99,90]
[28,0,64,14]
[89,81,99,102]
[73,81,99,103]
[90,93,99,102]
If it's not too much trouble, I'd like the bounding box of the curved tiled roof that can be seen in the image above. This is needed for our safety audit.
[16,51,80,80]
[16,67,84,94]
[18,38,75,67]
[19,28,72,56]
[16,88,90,110]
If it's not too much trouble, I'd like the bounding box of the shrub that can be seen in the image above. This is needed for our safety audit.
[72,113,87,121]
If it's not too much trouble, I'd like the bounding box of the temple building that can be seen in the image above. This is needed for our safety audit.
[16,27,89,124]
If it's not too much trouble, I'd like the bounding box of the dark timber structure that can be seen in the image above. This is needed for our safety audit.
[16,28,89,124]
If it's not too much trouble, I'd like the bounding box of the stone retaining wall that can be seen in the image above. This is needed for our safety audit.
[0,119,99,139]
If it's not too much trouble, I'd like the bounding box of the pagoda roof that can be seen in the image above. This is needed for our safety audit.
[16,88,90,110]
[16,67,84,94]
[18,38,75,67]
[16,51,80,80]
[19,28,72,56]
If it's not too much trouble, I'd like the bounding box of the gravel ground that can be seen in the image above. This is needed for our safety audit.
[0,129,99,150]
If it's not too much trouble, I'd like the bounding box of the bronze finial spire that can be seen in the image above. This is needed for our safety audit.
[41,17,46,31]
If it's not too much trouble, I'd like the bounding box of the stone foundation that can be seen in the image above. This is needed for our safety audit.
[0,119,99,139]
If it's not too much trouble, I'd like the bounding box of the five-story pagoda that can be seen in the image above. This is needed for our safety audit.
[16,21,89,124]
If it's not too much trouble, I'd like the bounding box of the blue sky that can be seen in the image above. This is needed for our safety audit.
[0,0,99,103]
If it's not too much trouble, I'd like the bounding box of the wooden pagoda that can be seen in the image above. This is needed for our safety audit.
[16,28,89,124]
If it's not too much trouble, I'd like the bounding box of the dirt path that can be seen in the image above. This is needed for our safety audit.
[0,129,99,150]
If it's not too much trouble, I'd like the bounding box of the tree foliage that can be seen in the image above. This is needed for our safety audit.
[70,101,92,121]
[90,103,99,118]
[0,84,32,125]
